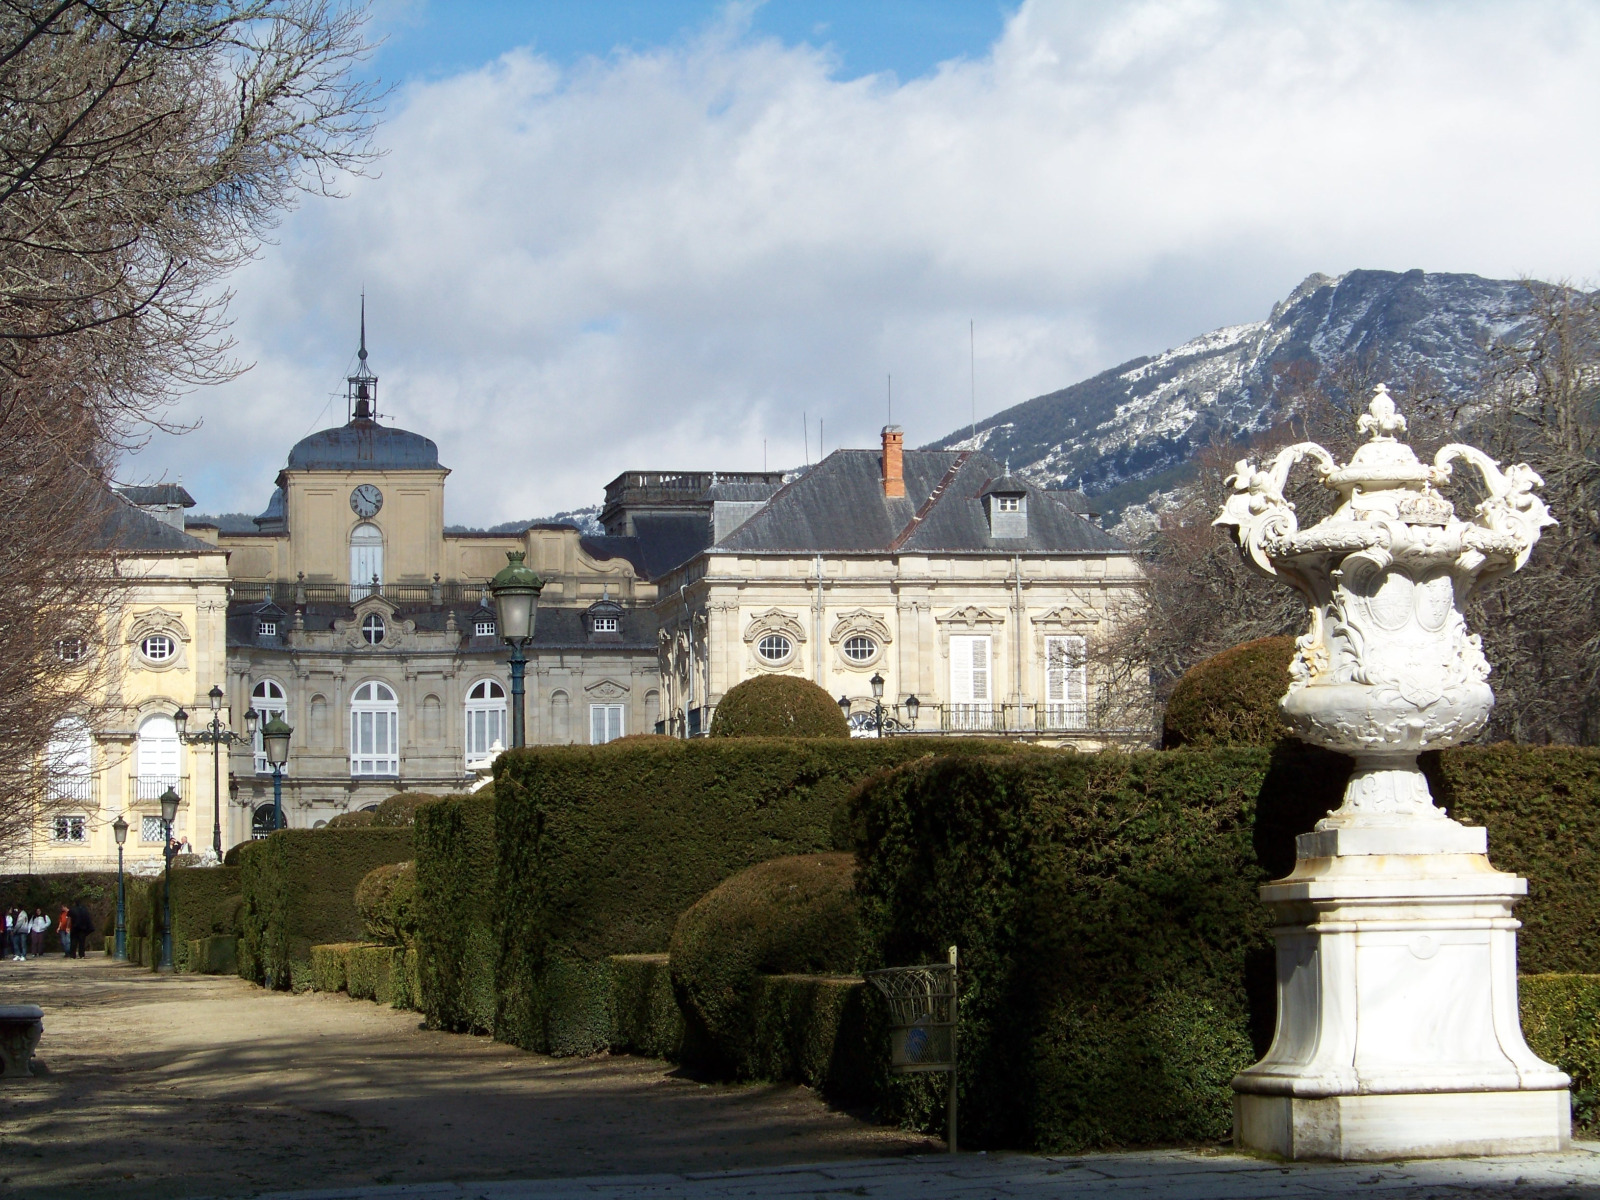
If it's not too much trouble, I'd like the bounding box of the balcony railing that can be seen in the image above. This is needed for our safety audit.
[238,581,493,609]
[659,701,1129,741]
[132,774,185,801]
[45,776,94,802]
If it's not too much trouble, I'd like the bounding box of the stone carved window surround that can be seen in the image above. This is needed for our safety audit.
[127,608,190,672]
[828,609,892,671]
[743,608,806,672]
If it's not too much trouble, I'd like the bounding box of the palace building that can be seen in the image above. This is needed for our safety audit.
[10,320,1143,873]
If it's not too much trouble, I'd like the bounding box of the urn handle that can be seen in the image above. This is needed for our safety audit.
[1434,444,1557,571]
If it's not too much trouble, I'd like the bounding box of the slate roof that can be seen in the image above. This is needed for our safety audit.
[711,450,1125,556]
[94,488,220,554]
[226,601,658,652]
[116,483,196,508]
[581,511,712,581]
[285,417,442,472]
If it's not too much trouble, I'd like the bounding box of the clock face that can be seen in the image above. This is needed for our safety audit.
[350,483,383,518]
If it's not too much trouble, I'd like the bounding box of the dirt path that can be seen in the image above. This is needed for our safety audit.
[0,955,937,1199]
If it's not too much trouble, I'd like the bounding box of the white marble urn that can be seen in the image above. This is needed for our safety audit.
[1214,387,1570,1160]
[1215,385,1555,828]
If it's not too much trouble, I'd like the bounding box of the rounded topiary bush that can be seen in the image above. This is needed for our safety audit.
[326,810,375,828]
[669,852,862,1073]
[355,860,417,945]
[1162,635,1296,749]
[370,792,442,827]
[709,675,850,739]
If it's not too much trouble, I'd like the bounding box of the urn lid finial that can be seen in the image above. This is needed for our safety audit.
[1357,384,1407,441]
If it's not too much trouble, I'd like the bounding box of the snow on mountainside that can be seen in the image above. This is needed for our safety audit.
[929,269,1532,518]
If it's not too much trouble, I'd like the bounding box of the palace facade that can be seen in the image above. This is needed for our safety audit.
[11,325,1143,872]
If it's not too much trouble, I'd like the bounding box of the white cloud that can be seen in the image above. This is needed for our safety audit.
[128,0,1600,526]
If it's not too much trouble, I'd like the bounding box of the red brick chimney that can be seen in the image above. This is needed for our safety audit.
[881,425,905,499]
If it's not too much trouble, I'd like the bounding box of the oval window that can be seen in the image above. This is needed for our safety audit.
[140,634,175,662]
[361,613,386,645]
[756,633,792,663]
[842,635,877,663]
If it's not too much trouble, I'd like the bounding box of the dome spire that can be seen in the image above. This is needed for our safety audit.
[347,292,378,422]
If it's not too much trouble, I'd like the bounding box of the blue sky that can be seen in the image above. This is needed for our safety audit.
[368,1,1015,86]
[133,1,1600,524]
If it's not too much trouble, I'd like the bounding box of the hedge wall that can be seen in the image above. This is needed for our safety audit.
[147,867,240,973]
[850,744,1341,1152]
[491,737,1027,1056]
[237,828,414,989]
[414,792,497,1033]
[1520,974,1600,1130]
[1425,745,1600,974]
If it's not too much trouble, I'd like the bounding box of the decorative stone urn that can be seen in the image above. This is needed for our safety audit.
[1215,386,1569,1160]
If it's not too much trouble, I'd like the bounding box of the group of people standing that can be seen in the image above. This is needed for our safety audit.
[4,903,94,960]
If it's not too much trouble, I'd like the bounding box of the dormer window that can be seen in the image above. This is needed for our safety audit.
[258,620,277,638]
[592,616,619,633]
[475,620,496,638]
[361,613,386,645]
[996,496,1020,512]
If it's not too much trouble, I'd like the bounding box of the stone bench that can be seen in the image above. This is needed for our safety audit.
[0,1005,43,1079]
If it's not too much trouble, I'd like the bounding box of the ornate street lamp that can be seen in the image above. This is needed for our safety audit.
[262,714,293,831]
[490,551,544,748]
[904,695,921,726]
[837,693,851,720]
[870,672,886,735]
[175,689,256,857]
[157,786,180,971]
[111,814,128,961]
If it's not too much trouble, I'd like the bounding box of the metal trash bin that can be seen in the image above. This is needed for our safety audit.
[866,945,959,1151]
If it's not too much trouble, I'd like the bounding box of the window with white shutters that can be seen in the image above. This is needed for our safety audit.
[465,679,507,765]
[136,714,181,799]
[350,523,383,598]
[948,635,994,730]
[349,681,400,776]
[1046,635,1088,730]
[590,703,624,745]
[252,679,289,774]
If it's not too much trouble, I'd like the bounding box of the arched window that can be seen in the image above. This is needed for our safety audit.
[349,681,399,776]
[46,717,92,801]
[550,690,571,744]
[136,713,181,800]
[465,679,506,766]
[350,523,383,599]
[252,803,279,839]
[252,679,288,774]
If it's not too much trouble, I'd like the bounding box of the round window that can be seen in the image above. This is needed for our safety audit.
[842,635,877,663]
[756,633,792,663]
[361,613,386,645]
[140,634,174,662]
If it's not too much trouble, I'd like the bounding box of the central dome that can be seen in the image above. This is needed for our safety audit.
[285,417,441,472]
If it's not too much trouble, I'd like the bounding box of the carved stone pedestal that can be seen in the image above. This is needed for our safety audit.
[1232,824,1570,1160]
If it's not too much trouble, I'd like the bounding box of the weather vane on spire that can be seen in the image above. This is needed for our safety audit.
[348,293,378,422]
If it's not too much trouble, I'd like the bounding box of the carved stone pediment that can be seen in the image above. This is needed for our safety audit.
[828,608,892,645]
[1032,603,1101,628]
[936,605,1005,628]
[585,678,630,700]
[743,608,807,643]
[127,608,190,644]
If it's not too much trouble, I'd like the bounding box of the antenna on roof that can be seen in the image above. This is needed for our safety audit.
[347,292,378,423]
[887,374,892,426]
[803,411,809,466]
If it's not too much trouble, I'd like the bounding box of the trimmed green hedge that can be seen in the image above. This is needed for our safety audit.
[237,828,414,989]
[851,744,1340,1152]
[1425,746,1600,974]
[414,791,497,1033]
[710,675,850,739]
[669,853,862,1074]
[186,935,237,975]
[608,954,685,1059]
[148,867,241,973]
[311,942,359,992]
[355,861,417,944]
[1162,636,1295,749]
[1521,974,1600,1130]
[492,737,1028,1056]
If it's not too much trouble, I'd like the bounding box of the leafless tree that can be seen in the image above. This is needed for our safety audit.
[0,1,382,850]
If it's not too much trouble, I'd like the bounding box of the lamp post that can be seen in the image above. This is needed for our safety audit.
[262,715,293,831]
[112,814,128,961]
[175,687,256,857]
[840,679,920,737]
[157,787,179,971]
[490,551,544,748]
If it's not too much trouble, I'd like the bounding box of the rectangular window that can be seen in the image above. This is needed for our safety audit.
[1045,635,1088,730]
[51,815,87,843]
[141,815,167,844]
[350,709,399,776]
[948,635,994,730]
[997,496,1020,512]
[465,705,506,763]
[475,620,495,637]
[590,703,624,745]
[258,621,277,637]
[592,616,619,633]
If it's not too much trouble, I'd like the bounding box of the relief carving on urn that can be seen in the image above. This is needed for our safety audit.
[1215,385,1555,824]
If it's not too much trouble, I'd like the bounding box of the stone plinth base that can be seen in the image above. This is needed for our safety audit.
[1235,1089,1570,1160]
